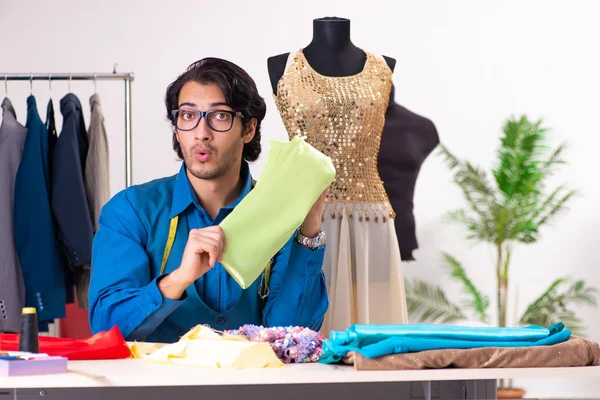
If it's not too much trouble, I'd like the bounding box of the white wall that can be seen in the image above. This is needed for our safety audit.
[2,0,599,397]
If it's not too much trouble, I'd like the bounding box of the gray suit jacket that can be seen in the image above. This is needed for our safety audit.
[85,93,110,232]
[0,97,26,332]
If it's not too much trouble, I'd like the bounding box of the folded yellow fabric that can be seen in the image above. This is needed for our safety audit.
[219,136,336,289]
[129,325,283,368]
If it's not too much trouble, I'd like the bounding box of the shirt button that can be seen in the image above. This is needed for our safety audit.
[308,260,315,266]
[216,316,225,325]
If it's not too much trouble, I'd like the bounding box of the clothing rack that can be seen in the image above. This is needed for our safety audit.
[1,71,135,187]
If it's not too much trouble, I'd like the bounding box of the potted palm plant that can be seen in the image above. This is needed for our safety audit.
[405,115,597,398]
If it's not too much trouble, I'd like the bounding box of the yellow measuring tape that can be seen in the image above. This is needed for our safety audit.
[159,215,179,275]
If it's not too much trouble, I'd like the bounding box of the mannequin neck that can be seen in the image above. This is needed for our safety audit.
[302,17,365,77]
[306,17,355,53]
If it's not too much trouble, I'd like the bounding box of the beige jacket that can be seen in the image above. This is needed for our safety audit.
[81,94,110,308]
[85,93,110,232]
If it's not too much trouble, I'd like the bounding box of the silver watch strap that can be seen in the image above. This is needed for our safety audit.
[295,228,324,250]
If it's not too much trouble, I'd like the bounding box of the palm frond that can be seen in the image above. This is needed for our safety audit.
[445,209,496,242]
[438,143,461,169]
[490,117,576,244]
[503,195,540,242]
[438,145,498,242]
[530,185,566,221]
[519,277,598,336]
[542,143,567,176]
[493,116,548,198]
[534,189,577,229]
[405,280,466,323]
[443,253,490,323]
[523,308,585,335]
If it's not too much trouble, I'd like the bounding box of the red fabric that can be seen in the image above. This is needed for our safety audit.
[59,291,93,339]
[0,326,131,360]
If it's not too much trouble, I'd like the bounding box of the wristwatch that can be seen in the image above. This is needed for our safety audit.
[295,228,327,250]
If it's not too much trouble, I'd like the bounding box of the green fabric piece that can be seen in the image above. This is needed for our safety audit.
[220,136,336,289]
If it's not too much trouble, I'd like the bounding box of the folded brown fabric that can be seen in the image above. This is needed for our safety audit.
[345,336,600,370]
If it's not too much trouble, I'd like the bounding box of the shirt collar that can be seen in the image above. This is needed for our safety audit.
[169,160,254,219]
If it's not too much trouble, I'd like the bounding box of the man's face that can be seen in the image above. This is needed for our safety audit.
[175,81,255,180]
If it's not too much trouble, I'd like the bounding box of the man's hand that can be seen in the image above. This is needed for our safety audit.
[158,226,226,300]
[301,188,328,238]
[178,226,226,282]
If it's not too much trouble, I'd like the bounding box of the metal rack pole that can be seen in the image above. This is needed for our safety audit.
[1,73,134,81]
[2,72,135,187]
[124,79,132,187]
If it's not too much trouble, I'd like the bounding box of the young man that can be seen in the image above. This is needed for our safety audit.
[88,58,329,343]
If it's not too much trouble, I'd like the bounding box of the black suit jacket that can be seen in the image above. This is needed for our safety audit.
[51,93,94,268]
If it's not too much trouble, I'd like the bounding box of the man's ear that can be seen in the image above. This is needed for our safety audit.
[175,129,181,144]
[243,118,257,144]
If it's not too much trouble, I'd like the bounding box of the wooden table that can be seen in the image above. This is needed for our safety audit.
[1,359,599,400]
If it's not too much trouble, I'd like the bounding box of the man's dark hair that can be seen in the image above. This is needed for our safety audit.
[165,57,267,162]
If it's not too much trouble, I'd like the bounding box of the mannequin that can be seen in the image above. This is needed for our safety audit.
[268,17,395,93]
[269,17,409,335]
[377,85,440,261]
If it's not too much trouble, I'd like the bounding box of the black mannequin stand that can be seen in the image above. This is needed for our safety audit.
[377,85,439,261]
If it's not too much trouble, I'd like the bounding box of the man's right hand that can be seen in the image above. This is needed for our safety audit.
[158,226,226,300]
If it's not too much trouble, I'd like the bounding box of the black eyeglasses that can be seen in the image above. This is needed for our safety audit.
[171,109,244,132]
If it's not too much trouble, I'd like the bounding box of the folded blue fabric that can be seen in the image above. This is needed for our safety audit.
[319,322,570,364]
[330,323,554,346]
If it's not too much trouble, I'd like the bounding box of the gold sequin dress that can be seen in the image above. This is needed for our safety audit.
[274,49,409,335]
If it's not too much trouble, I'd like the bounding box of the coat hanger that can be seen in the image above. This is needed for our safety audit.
[94,73,98,94]
[3,76,7,96]
[69,74,72,93]
[29,75,33,95]
[49,74,52,100]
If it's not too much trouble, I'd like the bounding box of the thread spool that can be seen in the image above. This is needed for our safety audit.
[18,307,39,353]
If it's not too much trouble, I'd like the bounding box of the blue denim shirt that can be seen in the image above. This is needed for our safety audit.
[88,162,328,343]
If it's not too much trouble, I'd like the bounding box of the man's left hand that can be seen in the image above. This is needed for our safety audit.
[301,188,328,238]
